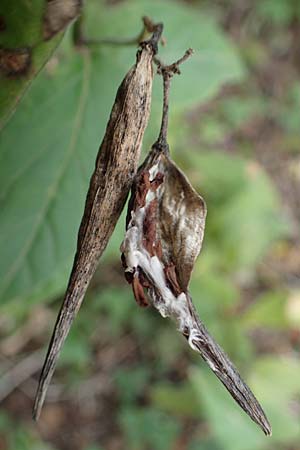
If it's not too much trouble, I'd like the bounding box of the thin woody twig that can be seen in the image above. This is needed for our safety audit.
[154,48,194,75]
[152,48,194,152]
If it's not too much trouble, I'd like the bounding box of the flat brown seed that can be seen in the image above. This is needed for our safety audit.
[164,263,182,296]
[33,33,160,420]
[143,198,158,256]
[132,273,149,307]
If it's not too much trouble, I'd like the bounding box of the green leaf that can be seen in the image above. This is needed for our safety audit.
[242,290,289,330]
[188,437,222,450]
[86,0,244,116]
[84,447,105,450]
[59,324,92,369]
[94,286,136,336]
[216,163,289,269]
[191,357,300,449]
[190,367,266,450]
[152,326,185,366]
[190,269,254,365]
[180,151,247,204]
[114,366,150,404]
[257,0,295,26]
[119,407,181,450]
[249,356,300,445]
[219,96,266,129]
[0,0,65,129]
[0,0,244,307]
[0,411,56,450]
[150,381,202,418]
[190,271,240,319]
[276,82,300,135]
[0,51,92,307]
[184,151,290,271]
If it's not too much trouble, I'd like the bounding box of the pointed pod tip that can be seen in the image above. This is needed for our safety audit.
[32,407,40,422]
[32,403,40,422]
[261,419,272,436]
[32,389,44,422]
[32,412,39,422]
[185,307,272,439]
[255,402,271,436]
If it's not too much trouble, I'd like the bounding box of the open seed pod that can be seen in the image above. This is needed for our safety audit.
[121,53,271,436]
[121,147,206,315]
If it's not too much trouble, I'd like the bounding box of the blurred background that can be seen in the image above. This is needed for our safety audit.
[0,0,300,449]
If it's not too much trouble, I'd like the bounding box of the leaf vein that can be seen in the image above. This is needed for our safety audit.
[0,53,92,300]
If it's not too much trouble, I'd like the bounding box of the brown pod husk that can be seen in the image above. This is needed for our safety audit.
[122,147,206,310]
[33,32,161,420]
[121,146,207,318]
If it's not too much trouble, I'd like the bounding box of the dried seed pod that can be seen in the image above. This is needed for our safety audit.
[121,52,272,436]
[33,24,163,420]
[121,148,207,318]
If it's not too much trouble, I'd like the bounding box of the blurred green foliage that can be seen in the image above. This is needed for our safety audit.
[120,407,181,450]
[256,0,300,26]
[0,411,55,450]
[1,1,300,450]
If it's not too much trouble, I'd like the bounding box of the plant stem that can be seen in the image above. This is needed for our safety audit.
[155,71,171,152]
[153,48,194,154]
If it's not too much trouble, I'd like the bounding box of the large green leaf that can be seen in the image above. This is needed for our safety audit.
[0,0,67,129]
[0,0,244,307]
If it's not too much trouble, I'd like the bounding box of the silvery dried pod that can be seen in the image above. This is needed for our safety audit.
[33,22,163,420]
[121,53,271,436]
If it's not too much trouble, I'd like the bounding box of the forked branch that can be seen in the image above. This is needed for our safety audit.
[153,48,194,153]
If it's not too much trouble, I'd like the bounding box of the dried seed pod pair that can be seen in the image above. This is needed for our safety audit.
[33,22,271,437]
